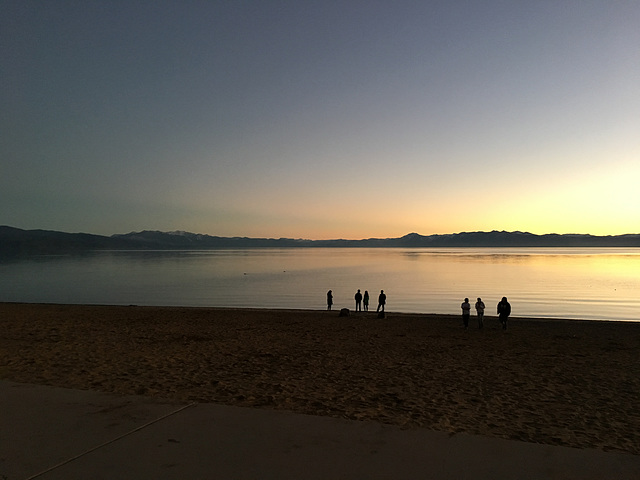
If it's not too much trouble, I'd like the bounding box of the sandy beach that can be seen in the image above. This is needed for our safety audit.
[1,303,639,455]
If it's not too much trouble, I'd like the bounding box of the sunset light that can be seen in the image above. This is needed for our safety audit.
[2,2,638,239]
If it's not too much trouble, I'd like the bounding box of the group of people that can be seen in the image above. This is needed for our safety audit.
[326,289,387,313]
[461,296,511,330]
[327,290,511,329]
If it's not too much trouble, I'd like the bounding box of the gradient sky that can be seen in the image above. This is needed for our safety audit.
[2,1,639,239]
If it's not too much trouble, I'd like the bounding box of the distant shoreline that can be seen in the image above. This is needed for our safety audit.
[2,225,639,256]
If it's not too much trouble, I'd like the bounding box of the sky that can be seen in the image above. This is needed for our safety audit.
[2,1,639,239]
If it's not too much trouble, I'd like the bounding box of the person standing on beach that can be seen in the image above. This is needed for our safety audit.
[461,298,471,329]
[497,296,511,330]
[475,297,485,329]
[377,290,386,312]
[363,290,369,311]
[354,289,363,312]
[327,290,333,311]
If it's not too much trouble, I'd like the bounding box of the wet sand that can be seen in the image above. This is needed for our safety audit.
[1,303,639,455]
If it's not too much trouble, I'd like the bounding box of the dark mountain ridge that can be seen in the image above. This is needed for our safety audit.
[1,226,639,256]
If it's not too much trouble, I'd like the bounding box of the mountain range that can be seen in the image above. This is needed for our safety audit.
[1,226,639,256]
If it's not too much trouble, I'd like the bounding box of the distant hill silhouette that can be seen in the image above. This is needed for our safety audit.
[0,226,140,256]
[1,226,639,256]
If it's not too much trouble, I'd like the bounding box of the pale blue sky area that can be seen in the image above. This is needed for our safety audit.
[2,1,639,238]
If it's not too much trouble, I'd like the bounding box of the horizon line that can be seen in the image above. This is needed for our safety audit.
[4,225,640,242]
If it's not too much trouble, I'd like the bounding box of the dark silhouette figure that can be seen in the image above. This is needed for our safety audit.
[363,290,369,311]
[475,297,485,329]
[497,296,511,330]
[461,297,471,329]
[354,289,363,311]
[377,290,386,313]
[327,290,333,311]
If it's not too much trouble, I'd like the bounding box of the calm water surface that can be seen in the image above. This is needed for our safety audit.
[1,248,639,321]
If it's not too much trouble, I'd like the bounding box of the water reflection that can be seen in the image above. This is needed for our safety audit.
[0,248,638,321]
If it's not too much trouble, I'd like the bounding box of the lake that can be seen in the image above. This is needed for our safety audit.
[1,248,639,321]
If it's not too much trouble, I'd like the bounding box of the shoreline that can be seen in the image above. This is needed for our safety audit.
[2,302,639,455]
[2,301,637,324]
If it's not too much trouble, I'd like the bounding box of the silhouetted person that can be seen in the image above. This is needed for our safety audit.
[327,290,333,311]
[354,289,363,311]
[363,290,369,311]
[461,298,471,329]
[377,290,386,313]
[497,296,511,330]
[475,297,485,329]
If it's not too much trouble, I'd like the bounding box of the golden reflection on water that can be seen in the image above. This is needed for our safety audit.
[1,248,639,320]
[346,248,640,320]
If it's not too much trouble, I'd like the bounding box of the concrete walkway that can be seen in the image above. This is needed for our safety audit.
[2,380,639,480]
